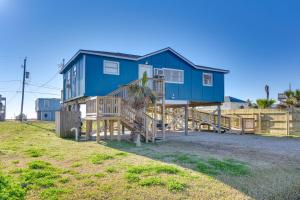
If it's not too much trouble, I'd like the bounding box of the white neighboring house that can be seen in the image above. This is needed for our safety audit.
[221,96,249,110]
[198,96,249,111]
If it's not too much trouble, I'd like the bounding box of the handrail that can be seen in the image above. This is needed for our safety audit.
[108,78,164,100]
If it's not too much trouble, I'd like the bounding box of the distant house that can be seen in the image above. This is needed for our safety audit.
[198,96,248,110]
[35,98,61,121]
[0,94,6,121]
[222,96,249,110]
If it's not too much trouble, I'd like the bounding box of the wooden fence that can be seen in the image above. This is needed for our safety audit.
[222,109,300,136]
[55,111,81,138]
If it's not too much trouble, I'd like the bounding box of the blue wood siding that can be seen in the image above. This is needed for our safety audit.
[138,51,224,102]
[63,56,84,100]
[62,49,225,103]
[84,55,138,96]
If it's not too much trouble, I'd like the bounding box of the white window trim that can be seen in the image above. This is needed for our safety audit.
[162,68,184,84]
[103,60,120,75]
[203,72,213,87]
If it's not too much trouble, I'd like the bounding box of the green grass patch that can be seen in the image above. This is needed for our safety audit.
[25,148,45,157]
[166,179,187,192]
[196,161,219,175]
[105,167,117,173]
[127,165,181,175]
[173,154,197,164]
[40,187,68,200]
[139,177,164,186]
[90,153,114,164]
[58,177,70,184]
[95,173,105,178]
[12,160,20,164]
[0,172,26,200]
[207,159,250,176]
[115,152,128,157]
[71,162,82,168]
[20,160,61,189]
[124,173,140,183]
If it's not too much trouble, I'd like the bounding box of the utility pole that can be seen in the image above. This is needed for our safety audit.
[20,57,27,122]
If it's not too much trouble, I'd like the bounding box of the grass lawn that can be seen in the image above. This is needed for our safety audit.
[0,121,299,200]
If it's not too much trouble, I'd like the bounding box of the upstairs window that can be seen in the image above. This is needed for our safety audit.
[103,60,120,75]
[203,73,213,86]
[163,68,184,84]
[44,100,50,108]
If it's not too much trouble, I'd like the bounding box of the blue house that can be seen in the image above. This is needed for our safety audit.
[35,98,61,121]
[60,47,228,104]
[59,47,229,141]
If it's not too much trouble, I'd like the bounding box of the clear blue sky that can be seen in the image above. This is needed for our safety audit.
[1,0,300,119]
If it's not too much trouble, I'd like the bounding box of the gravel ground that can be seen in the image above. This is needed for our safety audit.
[157,131,300,167]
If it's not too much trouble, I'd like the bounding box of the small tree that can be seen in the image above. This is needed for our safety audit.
[256,99,276,109]
[283,89,300,110]
[127,72,156,146]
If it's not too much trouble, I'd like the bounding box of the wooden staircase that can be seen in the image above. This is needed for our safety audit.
[85,78,164,142]
[188,109,255,134]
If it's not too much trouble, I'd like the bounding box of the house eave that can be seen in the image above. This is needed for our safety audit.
[60,47,230,74]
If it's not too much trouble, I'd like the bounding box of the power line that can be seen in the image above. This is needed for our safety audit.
[0,90,60,96]
[26,83,61,90]
[34,71,59,90]
[0,80,21,83]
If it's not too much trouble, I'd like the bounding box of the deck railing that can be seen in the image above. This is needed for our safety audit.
[86,96,121,118]
[108,78,164,100]
[190,110,255,133]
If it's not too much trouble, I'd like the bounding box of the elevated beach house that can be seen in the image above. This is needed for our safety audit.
[60,47,229,141]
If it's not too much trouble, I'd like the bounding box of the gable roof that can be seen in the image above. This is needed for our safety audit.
[60,47,229,74]
[225,96,247,103]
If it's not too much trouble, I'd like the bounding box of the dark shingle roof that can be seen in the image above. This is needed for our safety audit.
[225,96,246,103]
[81,49,141,59]
[195,65,227,72]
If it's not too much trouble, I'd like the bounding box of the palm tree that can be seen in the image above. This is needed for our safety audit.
[256,99,276,109]
[127,72,156,146]
[283,89,300,110]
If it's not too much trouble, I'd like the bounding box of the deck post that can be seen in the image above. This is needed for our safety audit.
[96,119,100,143]
[217,104,221,134]
[154,102,157,142]
[145,117,149,143]
[86,120,92,140]
[104,120,107,139]
[122,125,125,134]
[109,120,114,140]
[185,104,189,135]
[117,119,121,141]
[191,107,195,131]
[96,96,100,142]
[162,80,166,140]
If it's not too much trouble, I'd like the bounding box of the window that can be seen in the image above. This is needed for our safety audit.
[203,73,213,86]
[44,100,50,108]
[103,60,120,75]
[163,68,184,84]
